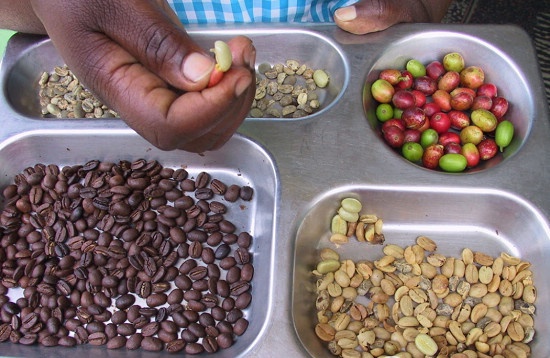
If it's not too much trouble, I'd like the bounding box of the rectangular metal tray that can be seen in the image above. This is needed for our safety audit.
[1,23,550,357]
[0,130,279,358]
[293,185,550,357]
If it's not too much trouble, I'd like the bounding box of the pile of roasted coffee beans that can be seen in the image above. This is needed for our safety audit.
[0,159,255,354]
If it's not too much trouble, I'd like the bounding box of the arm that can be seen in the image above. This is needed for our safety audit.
[1,0,256,152]
[334,0,454,34]
[0,1,45,33]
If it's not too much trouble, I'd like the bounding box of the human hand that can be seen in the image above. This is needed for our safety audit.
[334,0,452,35]
[29,0,256,152]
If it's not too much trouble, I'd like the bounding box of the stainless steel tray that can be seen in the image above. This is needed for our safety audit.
[293,185,550,357]
[1,23,549,357]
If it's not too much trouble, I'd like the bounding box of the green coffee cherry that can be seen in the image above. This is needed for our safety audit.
[495,120,514,152]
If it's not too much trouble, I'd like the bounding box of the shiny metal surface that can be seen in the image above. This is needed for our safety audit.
[0,23,549,357]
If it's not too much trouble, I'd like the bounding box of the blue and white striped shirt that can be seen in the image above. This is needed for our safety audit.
[167,0,358,24]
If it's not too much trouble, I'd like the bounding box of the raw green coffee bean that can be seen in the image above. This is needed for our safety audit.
[495,120,514,152]
[337,207,359,223]
[414,333,438,355]
[331,214,348,235]
[313,69,330,88]
[316,259,341,274]
[439,153,467,173]
[340,198,362,213]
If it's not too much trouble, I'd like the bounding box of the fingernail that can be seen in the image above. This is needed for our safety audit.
[245,43,256,69]
[335,6,357,22]
[235,75,252,97]
[182,52,215,83]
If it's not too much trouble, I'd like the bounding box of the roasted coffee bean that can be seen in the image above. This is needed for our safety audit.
[215,244,231,260]
[241,263,254,281]
[125,332,143,350]
[195,187,213,200]
[141,322,160,337]
[117,323,136,336]
[216,332,234,349]
[233,317,249,336]
[0,323,11,342]
[58,336,77,347]
[203,335,219,353]
[235,247,251,265]
[181,329,198,343]
[88,331,107,346]
[185,342,205,354]
[107,335,127,349]
[165,338,186,353]
[146,293,167,308]
[239,186,254,201]
[235,292,253,309]
[230,280,251,296]
[19,333,38,345]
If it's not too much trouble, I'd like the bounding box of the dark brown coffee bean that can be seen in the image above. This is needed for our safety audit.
[58,336,77,347]
[0,323,11,342]
[214,244,231,260]
[181,329,198,343]
[226,266,241,284]
[221,297,235,312]
[185,342,205,354]
[235,247,251,265]
[19,333,38,345]
[235,291,252,309]
[222,233,237,244]
[157,329,177,343]
[217,280,230,298]
[224,184,240,202]
[146,293,167,308]
[21,312,38,329]
[111,310,127,325]
[209,179,226,195]
[230,280,251,296]
[165,338,186,353]
[241,263,254,281]
[188,241,202,258]
[126,333,143,350]
[117,323,136,336]
[216,332,234,349]
[107,335,127,349]
[141,321,160,337]
[105,323,118,339]
[167,289,184,305]
[174,274,192,290]
[219,220,236,233]
[203,335,219,353]
[141,336,163,351]
[88,331,107,346]
[188,266,208,281]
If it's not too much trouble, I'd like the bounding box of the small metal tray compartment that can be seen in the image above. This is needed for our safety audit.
[362,30,534,172]
[0,130,279,357]
[292,185,550,357]
[1,28,348,120]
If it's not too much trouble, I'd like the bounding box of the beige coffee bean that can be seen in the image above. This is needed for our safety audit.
[363,224,376,244]
[398,316,420,328]
[416,236,437,252]
[380,278,396,296]
[357,329,376,347]
[517,313,534,330]
[342,287,357,300]
[315,323,336,341]
[375,255,395,268]
[384,244,405,259]
[461,248,474,265]
[327,282,343,297]
[374,219,383,235]
[469,283,488,298]
[337,337,358,350]
[420,262,437,279]
[334,270,351,288]
[474,340,490,354]
[471,303,488,323]
[349,273,363,288]
[513,282,525,300]
[465,264,479,283]
[485,307,503,323]
[512,269,532,285]
[483,321,502,338]
[320,248,340,261]
[449,320,466,342]
[427,253,447,267]
[478,266,494,284]
[492,256,504,276]
[522,284,536,304]
[316,272,334,291]
[331,214,348,235]
[355,222,365,242]
[499,279,514,297]
[330,233,348,245]
[487,273,501,293]
[444,293,464,307]
[374,303,390,322]
[507,321,525,342]
[455,303,471,323]
[441,257,455,278]
[432,274,450,295]
[502,265,517,281]
[330,295,344,313]
[481,292,501,308]
[356,261,373,279]
[465,327,483,345]
[417,314,433,328]
[370,269,384,286]
[412,244,425,264]
[454,259,466,278]
[474,252,494,266]
[341,348,361,358]
[456,280,471,297]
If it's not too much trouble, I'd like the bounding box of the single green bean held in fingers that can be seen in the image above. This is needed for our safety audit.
[208,40,232,87]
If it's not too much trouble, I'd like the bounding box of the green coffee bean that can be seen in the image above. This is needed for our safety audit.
[414,333,438,355]
[316,259,341,274]
[341,198,362,214]
[331,214,348,235]
[495,120,514,152]
[313,69,329,88]
[438,153,467,173]
[337,207,359,223]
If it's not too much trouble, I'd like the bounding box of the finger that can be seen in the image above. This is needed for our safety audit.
[334,0,429,35]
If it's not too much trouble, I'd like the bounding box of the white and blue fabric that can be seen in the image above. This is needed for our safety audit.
[167,0,358,24]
